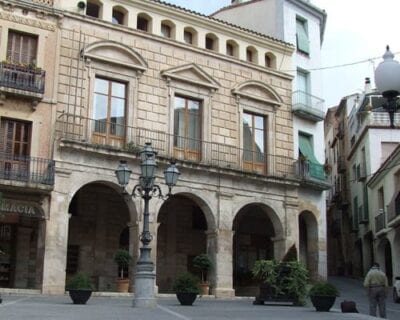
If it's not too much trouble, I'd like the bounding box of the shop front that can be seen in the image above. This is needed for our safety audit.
[0,194,46,289]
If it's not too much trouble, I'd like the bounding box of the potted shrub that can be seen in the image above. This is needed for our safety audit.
[66,272,94,304]
[193,253,212,295]
[113,249,132,293]
[252,259,308,305]
[309,281,339,312]
[173,272,200,306]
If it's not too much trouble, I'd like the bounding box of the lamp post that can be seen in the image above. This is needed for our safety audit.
[374,46,400,128]
[115,142,180,307]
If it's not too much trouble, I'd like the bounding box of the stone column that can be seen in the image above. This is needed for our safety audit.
[41,191,70,294]
[14,227,32,288]
[212,229,235,298]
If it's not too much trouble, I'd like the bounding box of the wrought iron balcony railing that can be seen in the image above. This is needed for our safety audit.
[297,159,326,181]
[0,63,45,94]
[56,112,298,180]
[0,152,55,185]
[375,210,386,233]
[292,90,325,122]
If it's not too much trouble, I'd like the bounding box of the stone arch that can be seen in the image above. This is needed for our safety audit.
[232,201,284,296]
[393,231,400,282]
[66,180,138,292]
[377,237,393,284]
[232,80,283,107]
[81,40,148,71]
[155,191,216,292]
[298,210,318,280]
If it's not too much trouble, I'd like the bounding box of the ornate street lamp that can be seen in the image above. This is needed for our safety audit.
[115,142,180,307]
[374,46,400,128]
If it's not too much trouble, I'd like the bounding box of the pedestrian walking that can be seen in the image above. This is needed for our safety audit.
[363,262,388,318]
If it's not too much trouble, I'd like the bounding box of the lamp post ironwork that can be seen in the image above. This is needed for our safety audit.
[115,142,180,307]
[374,46,400,128]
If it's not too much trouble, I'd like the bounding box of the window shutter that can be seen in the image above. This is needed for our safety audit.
[296,19,309,54]
[7,30,37,65]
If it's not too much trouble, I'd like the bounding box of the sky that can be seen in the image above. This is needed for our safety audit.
[164,0,400,107]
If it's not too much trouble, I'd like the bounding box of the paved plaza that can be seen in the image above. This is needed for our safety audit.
[2,277,400,320]
[0,294,377,320]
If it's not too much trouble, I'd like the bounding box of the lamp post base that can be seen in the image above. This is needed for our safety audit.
[132,250,157,308]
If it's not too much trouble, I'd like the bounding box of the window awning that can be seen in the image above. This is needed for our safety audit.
[299,135,320,164]
[296,20,310,54]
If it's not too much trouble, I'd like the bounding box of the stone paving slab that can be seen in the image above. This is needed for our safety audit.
[0,295,378,320]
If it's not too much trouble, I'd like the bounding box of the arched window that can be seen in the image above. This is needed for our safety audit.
[226,40,239,58]
[205,33,218,52]
[161,20,176,39]
[265,52,277,69]
[112,6,127,25]
[246,46,258,63]
[137,13,152,32]
[184,27,198,46]
[86,0,102,18]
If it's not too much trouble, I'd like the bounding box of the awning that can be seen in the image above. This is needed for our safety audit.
[299,135,320,164]
[299,135,325,180]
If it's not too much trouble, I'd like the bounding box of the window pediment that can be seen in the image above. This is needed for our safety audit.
[81,40,147,71]
[161,63,220,90]
[232,80,282,107]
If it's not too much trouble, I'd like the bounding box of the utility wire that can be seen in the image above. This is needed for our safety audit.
[280,51,400,73]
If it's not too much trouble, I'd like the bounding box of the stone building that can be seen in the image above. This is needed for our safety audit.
[1,0,327,296]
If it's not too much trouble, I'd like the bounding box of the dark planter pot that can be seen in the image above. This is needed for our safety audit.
[68,289,92,305]
[176,292,198,306]
[310,295,336,312]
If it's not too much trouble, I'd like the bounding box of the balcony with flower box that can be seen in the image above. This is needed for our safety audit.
[0,62,45,107]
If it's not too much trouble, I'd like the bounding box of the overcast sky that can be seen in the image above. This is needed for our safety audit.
[165,0,400,107]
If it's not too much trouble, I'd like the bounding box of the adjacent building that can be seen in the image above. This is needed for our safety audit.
[325,77,400,283]
[213,0,330,278]
[1,0,329,296]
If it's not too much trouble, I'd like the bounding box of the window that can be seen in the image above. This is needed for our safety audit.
[226,40,238,57]
[86,1,101,18]
[205,33,218,51]
[299,133,325,180]
[378,187,385,213]
[296,17,309,54]
[297,69,310,103]
[137,14,150,32]
[246,47,257,63]
[7,30,38,65]
[161,23,171,38]
[92,78,126,145]
[0,118,31,180]
[112,8,125,25]
[184,30,193,44]
[265,52,276,68]
[173,96,201,161]
[243,112,266,173]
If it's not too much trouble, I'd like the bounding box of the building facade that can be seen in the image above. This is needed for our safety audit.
[213,0,330,279]
[1,0,327,296]
[325,76,400,283]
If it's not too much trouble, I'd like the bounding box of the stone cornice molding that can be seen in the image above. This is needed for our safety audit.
[81,40,148,72]
[232,80,283,107]
[0,10,56,31]
[161,63,220,90]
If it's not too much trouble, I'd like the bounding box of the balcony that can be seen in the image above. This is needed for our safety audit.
[0,152,55,187]
[56,113,299,180]
[0,63,45,105]
[375,210,386,233]
[296,159,331,190]
[292,90,325,122]
[387,192,400,227]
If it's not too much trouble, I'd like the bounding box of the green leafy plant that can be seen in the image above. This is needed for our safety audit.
[67,272,93,290]
[309,281,339,297]
[252,259,309,305]
[124,141,141,155]
[173,272,200,294]
[193,254,212,283]
[113,249,132,279]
